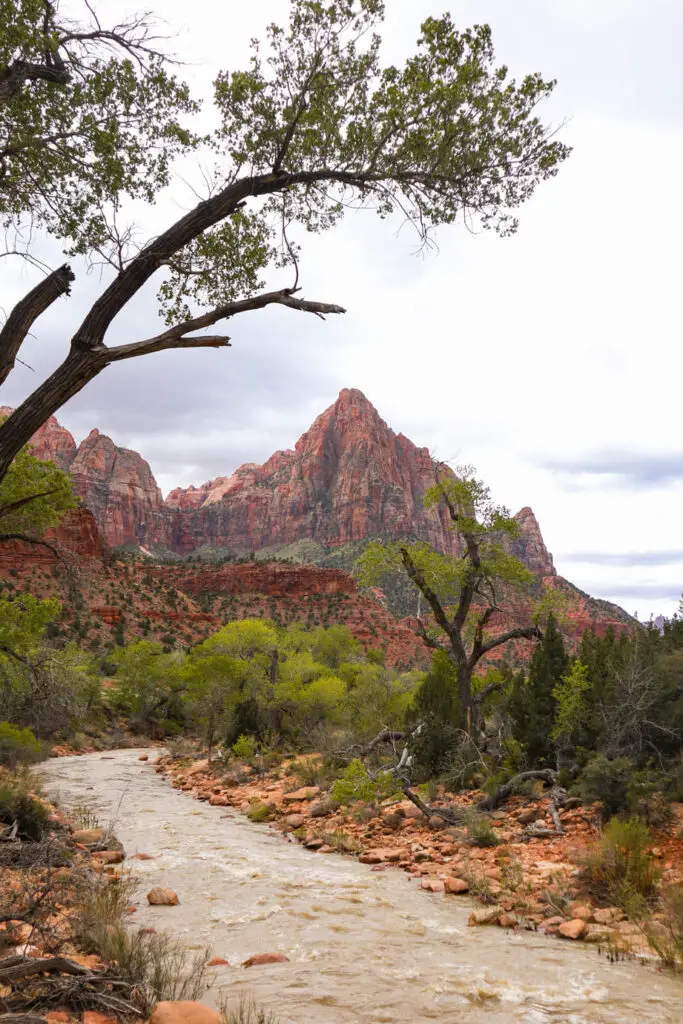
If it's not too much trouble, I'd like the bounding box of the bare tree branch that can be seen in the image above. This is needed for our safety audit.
[472,625,542,663]
[0,265,74,386]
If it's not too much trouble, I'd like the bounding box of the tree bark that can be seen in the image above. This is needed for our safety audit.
[478,768,557,811]
[0,265,74,386]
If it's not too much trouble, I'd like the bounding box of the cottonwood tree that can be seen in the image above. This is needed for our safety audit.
[0,0,569,486]
[358,466,542,731]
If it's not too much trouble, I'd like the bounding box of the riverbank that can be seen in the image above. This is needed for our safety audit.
[0,768,210,1024]
[42,748,683,1024]
[152,750,683,958]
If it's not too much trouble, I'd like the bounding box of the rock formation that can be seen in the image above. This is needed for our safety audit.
[1,389,557,577]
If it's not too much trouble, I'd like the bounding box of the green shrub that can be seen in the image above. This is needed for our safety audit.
[462,808,501,848]
[246,800,273,823]
[581,816,660,910]
[330,759,401,806]
[576,754,634,818]
[0,771,49,840]
[232,734,256,760]
[0,722,44,768]
[290,756,337,789]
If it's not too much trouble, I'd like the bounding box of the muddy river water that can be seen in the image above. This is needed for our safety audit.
[42,749,683,1024]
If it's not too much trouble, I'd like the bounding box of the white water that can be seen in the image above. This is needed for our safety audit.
[43,750,683,1024]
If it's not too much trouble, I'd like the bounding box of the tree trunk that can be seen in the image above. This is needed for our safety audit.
[0,347,106,480]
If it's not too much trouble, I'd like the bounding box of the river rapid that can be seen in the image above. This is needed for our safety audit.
[42,749,683,1024]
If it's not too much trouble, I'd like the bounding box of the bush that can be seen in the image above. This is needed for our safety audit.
[462,808,501,848]
[232,734,256,760]
[0,771,49,840]
[330,759,400,806]
[576,754,634,818]
[246,800,273,823]
[581,816,660,910]
[0,722,44,768]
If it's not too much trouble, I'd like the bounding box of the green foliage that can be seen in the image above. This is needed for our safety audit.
[410,652,461,778]
[0,439,76,536]
[232,734,256,760]
[330,758,400,806]
[552,660,591,747]
[1,1,198,253]
[0,722,43,768]
[576,755,635,819]
[357,467,538,717]
[581,817,659,910]
[109,641,186,735]
[462,807,501,848]
[508,614,568,767]
[246,799,273,823]
[0,770,49,840]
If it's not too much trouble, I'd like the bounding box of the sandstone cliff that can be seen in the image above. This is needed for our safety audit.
[4,390,557,580]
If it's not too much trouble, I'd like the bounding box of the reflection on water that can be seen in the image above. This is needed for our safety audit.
[43,750,683,1024]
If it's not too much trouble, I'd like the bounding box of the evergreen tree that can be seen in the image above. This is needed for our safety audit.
[508,613,568,767]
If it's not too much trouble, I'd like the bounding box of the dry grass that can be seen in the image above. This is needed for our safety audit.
[221,998,280,1024]
[73,875,211,1013]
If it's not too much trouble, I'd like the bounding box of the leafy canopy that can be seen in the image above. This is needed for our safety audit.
[0,433,76,536]
[161,2,569,321]
[1,0,198,255]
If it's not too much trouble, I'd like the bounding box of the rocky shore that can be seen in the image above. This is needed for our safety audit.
[152,751,683,958]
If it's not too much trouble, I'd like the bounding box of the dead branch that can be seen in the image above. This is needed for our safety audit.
[401,784,467,826]
[0,956,89,983]
[478,768,557,811]
[0,266,74,386]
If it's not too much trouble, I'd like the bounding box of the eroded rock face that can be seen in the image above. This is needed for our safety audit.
[3,391,558,575]
[68,429,164,548]
[157,389,464,554]
[0,406,77,470]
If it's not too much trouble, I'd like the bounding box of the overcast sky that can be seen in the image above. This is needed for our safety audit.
[2,0,682,618]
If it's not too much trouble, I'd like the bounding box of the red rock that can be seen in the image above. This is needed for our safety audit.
[0,393,633,656]
[558,919,587,940]
[285,814,305,828]
[282,786,320,803]
[149,1001,220,1024]
[593,907,623,925]
[46,1013,71,1024]
[497,913,518,928]
[420,879,444,892]
[242,953,289,967]
[91,850,123,864]
[71,828,104,846]
[444,877,470,895]
[131,853,155,860]
[207,957,230,967]
[209,794,229,806]
[83,1012,117,1024]
[138,753,149,761]
[147,888,179,906]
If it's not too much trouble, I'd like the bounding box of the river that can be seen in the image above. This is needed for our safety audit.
[42,749,683,1024]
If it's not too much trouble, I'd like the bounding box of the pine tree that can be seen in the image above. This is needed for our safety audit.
[509,613,568,767]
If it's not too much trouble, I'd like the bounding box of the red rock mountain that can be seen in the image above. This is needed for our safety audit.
[2,389,556,576]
